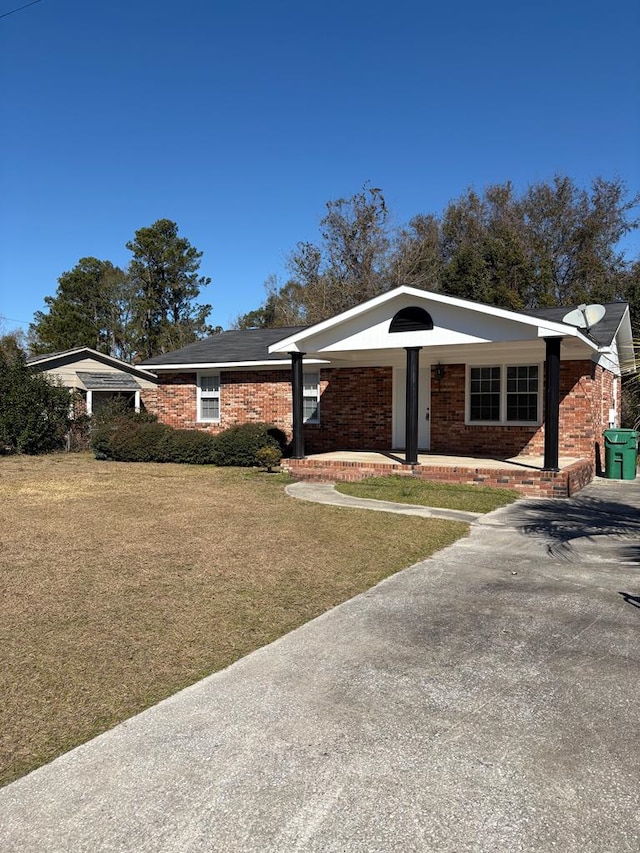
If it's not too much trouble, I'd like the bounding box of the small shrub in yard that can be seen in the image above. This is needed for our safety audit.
[212,422,284,467]
[255,444,282,472]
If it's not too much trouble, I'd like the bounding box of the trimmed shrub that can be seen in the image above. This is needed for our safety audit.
[255,444,282,472]
[94,419,173,462]
[91,412,284,467]
[159,428,217,464]
[90,408,217,464]
[212,422,283,467]
[90,402,160,460]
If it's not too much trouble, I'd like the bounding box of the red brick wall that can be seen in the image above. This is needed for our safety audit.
[304,367,393,453]
[430,364,542,457]
[430,360,616,460]
[140,388,157,414]
[152,360,616,462]
[152,367,393,451]
[152,370,293,435]
[284,456,595,498]
[591,365,617,474]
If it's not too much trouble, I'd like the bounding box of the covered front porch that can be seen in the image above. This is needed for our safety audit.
[282,450,594,498]
[267,287,617,497]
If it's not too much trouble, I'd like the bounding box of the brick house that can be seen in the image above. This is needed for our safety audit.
[140,287,634,495]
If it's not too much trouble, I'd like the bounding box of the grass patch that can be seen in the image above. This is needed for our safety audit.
[0,454,468,786]
[336,475,519,513]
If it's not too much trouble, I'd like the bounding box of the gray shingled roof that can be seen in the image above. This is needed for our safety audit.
[26,350,71,364]
[76,371,141,390]
[523,302,628,347]
[139,326,308,366]
[139,301,629,368]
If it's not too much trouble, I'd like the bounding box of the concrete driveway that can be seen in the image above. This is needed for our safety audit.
[1,478,639,852]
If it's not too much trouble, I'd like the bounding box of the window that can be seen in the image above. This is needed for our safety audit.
[506,365,538,422]
[467,365,540,424]
[198,373,220,421]
[469,366,501,422]
[303,372,320,423]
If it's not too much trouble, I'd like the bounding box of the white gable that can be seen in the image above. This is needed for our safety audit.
[270,287,589,356]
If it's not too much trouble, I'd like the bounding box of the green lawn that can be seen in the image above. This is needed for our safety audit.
[335,475,519,513]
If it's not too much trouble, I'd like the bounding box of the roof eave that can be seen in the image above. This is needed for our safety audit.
[145,358,329,371]
[28,347,158,380]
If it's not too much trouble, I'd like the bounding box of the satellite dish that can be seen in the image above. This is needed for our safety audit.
[562,303,606,333]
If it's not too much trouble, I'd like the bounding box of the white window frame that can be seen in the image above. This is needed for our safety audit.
[303,371,320,424]
[85,389,140,416]
[465,363,542,426]
[197,372,221,422]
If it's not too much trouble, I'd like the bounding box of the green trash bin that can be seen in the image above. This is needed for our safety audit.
[603,429,638,480]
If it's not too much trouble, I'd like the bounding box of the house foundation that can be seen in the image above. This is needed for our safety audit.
[282,453,594,498]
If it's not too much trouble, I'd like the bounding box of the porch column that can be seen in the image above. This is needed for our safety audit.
[290,351,306,459]
[405,346,422,466]
[543,337,562,472]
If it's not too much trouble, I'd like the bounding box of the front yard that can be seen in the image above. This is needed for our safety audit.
[0,454,467,786]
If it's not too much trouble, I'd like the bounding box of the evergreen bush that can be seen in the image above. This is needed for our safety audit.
[159,428,217,464]
[100,420,173,462]
[90,407,217,464]
[0,351,71,454]
[212,423,284,467]
[254,444,283,472]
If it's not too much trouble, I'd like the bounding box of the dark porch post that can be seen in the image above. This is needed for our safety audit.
[290,351,305,459]
[405,346,422,466]
[543,337,562,472]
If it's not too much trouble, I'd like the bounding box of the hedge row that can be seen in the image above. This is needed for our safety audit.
[91,414,286,467]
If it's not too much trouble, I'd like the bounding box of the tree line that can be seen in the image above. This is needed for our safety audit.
[25,177,640,366]
[235,177,639,331]
[29,219,215,362]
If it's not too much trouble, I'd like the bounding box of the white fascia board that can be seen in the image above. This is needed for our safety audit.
[148,358,329,372]
[594,350,621,376]
[536,325,596,349]
[268,285,584,353]
[613,308,636,374]
[30,346,159,379]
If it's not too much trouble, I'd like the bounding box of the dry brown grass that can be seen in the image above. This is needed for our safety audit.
[0,453,467,786]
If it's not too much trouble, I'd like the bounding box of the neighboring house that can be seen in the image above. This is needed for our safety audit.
[27,348,158,415]
[139,286,635,492]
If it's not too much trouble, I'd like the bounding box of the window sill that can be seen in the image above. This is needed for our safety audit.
[465,420,542,428]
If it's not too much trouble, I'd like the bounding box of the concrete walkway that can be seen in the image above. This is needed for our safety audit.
[1,478,639,852]
[285,480,483,523]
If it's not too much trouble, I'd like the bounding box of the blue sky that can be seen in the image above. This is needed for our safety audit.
[1,0,638,334]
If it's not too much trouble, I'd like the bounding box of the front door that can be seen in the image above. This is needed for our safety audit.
[393,367,430,450]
